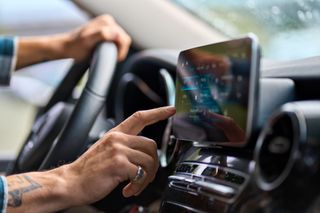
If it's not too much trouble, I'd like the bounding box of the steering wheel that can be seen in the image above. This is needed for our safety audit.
[8,42,118,174]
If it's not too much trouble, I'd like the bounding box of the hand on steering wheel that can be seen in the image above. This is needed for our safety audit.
[11,41,120,174]
[63,15,132,62]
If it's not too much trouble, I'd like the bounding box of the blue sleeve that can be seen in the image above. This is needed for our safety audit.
[0,176,7,213]
[0,36,17,86]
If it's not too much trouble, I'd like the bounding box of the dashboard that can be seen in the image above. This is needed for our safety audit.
[104,39,320,212]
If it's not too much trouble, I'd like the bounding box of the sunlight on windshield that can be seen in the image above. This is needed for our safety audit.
[172,0,320,61]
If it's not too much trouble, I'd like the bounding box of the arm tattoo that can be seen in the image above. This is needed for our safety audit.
[7,175,42,207]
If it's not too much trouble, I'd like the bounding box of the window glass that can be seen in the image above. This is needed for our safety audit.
[172,0,320,60]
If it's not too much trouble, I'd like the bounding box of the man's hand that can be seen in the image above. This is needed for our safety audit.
[16,15,131,69]
[6,106,175,212]
[65,106,176,205]
[62,15,132,62]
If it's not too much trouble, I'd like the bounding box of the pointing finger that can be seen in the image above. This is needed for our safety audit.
[113,106,176,135]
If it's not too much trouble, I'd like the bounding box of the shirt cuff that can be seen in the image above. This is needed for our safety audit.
[0,36,18,86]
[0,176,8,213]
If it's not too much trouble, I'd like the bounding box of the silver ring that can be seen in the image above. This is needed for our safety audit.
[132,165,144,182]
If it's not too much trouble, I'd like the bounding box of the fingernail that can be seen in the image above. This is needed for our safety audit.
[164,106,176,113]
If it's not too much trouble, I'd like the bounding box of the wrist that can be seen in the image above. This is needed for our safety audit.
[55,163,87,207]
[43,165,74,209]
[50,33,73,59]
[43,34,70,60]
[48,164,78,208]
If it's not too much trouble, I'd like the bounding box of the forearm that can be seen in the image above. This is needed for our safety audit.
[6,165,72,213]
[16,35,69,70]
[14,15,132,71]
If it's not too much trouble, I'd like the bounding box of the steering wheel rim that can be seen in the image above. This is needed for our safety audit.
[9,42,118,173]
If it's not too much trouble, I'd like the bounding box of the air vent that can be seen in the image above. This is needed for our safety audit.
[254,104,302,191]
[254,101,320,191]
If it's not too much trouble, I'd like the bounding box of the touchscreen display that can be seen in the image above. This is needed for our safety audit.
[173,37,257,144]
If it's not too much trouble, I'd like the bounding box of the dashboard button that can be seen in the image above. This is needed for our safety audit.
[168,175,186,181]
[195,181,235,198]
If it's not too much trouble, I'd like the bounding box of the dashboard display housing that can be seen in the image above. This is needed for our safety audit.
[173,35,260,147]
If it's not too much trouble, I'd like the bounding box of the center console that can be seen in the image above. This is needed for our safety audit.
[160,36,260,212]
[108,34,320,212]
[159,36,300,212]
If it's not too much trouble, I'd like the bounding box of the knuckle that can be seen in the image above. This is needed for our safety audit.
[132,111,145,123]
[100,14,115,24]
[133,111,142,119]
[107,131,121,141]
[149,140,157,151]
[111,154,126,168]
[108,143,119,157]
[98,28,109,38]
[145,155,155,170]
[105,133,124,152]
[125,36,132,45]
[128,36,132,43]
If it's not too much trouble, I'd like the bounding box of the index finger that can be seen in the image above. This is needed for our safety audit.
[113,106,176,135]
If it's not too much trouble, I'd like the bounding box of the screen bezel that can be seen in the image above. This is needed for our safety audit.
[173,34,260,148]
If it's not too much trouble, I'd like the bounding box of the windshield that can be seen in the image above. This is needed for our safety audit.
[172,0,320,61]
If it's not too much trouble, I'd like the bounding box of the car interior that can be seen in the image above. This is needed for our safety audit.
[1,0,320,212]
